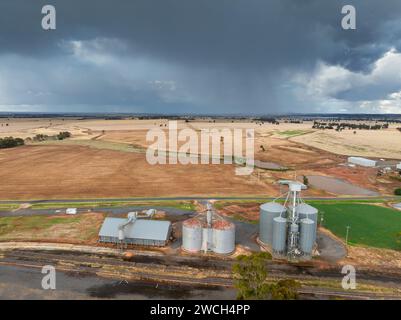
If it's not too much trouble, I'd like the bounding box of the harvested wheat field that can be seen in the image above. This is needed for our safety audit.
[0,145,275,200]
[292,127,401,160]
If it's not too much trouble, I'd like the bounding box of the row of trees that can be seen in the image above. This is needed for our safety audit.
[0,137,24,149]
[312,121,389,131]
[27,131,72,142]
[0,131,72,148]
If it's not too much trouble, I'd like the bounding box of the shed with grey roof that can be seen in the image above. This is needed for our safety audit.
[99,217,172,247]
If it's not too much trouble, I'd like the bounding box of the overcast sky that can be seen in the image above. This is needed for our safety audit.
[0,0,401,114]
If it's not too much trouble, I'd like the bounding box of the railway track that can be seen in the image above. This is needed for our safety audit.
[2,249,401,284]
[1,249,400,300]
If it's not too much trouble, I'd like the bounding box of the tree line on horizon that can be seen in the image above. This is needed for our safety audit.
[0,131,71,149]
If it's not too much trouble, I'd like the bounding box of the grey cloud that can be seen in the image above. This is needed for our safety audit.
[0,0,401,114]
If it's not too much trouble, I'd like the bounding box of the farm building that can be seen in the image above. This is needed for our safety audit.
[348,156,377,167]
[99,216,172,247]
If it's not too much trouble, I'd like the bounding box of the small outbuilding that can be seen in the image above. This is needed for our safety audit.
[348,157,376,167]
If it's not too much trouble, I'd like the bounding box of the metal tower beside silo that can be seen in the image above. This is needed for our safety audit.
[258,181,318,261]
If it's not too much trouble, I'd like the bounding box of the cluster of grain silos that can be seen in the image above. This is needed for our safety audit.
[259,182,318,260]
[182,204,235,255]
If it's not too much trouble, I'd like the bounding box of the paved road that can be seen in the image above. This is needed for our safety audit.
[0,195,399,205]
[0,206,194,217]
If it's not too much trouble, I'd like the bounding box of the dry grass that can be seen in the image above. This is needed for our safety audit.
[0,213,105,244]
[292,128,401,159]
[343,246,401,270]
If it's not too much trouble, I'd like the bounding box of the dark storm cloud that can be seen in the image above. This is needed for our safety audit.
[0,0,401,113]
[2,1,400,68]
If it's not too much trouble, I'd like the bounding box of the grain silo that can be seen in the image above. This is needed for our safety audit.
[182,202,235,255]
[212,220,235,254]
[258,181,319,261]
[272,216,287,255]
[296,203,318,238]
[299,218,315,257]
[259,202,286,245]
[182,218,202,253]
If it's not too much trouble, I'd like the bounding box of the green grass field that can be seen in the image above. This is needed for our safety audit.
[313,203,401,250]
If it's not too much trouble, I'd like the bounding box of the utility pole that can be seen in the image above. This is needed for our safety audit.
[345,226,351,246]
[320,211,324,227]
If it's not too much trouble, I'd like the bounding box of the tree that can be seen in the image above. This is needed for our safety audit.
[232,253,271,300]
[56,131,71,140]
[394,188,401,196]
[232,252,299,300]
[270,279,300,300]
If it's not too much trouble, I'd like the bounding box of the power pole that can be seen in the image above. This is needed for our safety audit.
[345,226,351,246]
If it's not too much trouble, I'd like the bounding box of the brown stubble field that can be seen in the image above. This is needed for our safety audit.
[0,144,274,200]
[0,118,399,199]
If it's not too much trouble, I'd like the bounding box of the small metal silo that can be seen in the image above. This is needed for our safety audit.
[296,203,318,238]
[272,216,287,254]
[182,218,202,253]
[212,220,235,254]
[299,218,315,257]
[259,202,286,245]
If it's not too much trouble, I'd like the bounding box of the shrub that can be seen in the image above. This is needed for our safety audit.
[56,131,71,140]
[0,137,24,149]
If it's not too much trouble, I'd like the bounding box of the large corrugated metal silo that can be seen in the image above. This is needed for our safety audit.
[259,202,286,245]
[182,218,202,252]
[212,220,235,254]
[272,216,287,254]
[296,203,318,237]
[299,218,315,257]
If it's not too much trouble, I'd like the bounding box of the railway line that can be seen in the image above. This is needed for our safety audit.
[0,195,400,205]
[0,248,400,300]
